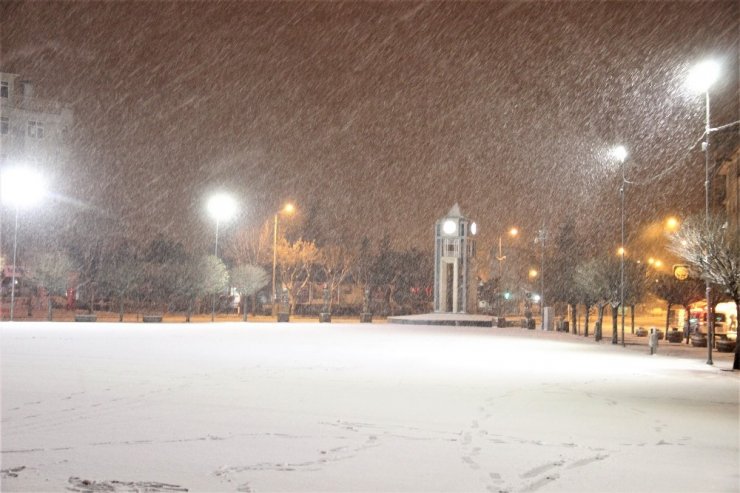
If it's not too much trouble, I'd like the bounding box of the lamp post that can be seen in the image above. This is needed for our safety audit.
[206,193,237,322]
[494,227,518,316]
[271,203,295,316]
[1,166,46,321]
[535,227,546,329]
[687,59,720,365]
[612,145,628,346]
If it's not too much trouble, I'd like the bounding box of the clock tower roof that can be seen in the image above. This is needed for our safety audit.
[447,203,463,218]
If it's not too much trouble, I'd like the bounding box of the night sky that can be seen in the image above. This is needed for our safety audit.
[1,1,738,259]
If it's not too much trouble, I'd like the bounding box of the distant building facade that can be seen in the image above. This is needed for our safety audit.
[0,71,73,172]
[0,72,74,288]
[718,147,739,238]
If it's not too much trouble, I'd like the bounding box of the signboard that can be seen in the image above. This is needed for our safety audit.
[673,264,690,281]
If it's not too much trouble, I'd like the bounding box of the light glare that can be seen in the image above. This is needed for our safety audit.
[0,167,46,208]
[666,216,679,231]
[612,145,628,163]
[207,193,237,222]
[686,60,720,93]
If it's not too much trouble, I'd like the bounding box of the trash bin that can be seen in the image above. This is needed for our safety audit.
[649,327,659,354]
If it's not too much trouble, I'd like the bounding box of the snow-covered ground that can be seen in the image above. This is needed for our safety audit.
[1,322,738,492]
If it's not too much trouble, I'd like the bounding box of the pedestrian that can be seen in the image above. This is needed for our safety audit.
[683,319,691,344]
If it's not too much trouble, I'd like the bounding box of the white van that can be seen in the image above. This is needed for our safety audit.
[688,302,737,341]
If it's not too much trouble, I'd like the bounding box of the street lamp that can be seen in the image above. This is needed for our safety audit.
[612,145,628,346]
[535,227,547,329]
[665,216,679,232]
[1,166,46,321]
[272,202,295,315]
[687,59,720,365]
[495,227,518,278]
[494,227,518,316]
[206,192,237,321]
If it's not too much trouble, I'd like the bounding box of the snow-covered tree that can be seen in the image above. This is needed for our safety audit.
[276,238,318,313]
[650,273,704,342]
[318,244,354,310]
[175,254,229,322]
[98,241,143,322]
[27,251,75,321]
[668,214,740,369]
[231,264,269,320]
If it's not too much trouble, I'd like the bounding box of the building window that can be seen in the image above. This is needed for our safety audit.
[1,82,8,98]
[0,116,8,135]
[27,120,44,139]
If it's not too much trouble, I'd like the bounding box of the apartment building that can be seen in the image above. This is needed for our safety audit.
[0,72,74,172]
[718,147,739,238]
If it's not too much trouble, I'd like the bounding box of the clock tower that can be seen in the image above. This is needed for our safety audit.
[434,204,477,313]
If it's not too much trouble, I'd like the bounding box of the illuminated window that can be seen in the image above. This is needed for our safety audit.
[27,120,44,139]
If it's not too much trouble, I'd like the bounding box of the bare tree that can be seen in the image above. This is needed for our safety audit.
[98,242,143,322]
[669,214,740,369]
[624,260,649,335]
[650,273,705,343]
[277,238,318,313]
[175,254,230,322]
[574,259,601,338]
[318,244,354,310]
[574,257,619,342]
[231,264,269,320]
[225,221,273,267]
[27,251,75,321]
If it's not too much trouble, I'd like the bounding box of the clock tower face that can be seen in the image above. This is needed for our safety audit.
[443,219,457,235]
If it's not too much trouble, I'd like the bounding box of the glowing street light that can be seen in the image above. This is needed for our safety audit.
[665,216,679,232]
[206,192,237,321]
[687,59,721,365]
[528,269,538,279]
[272,202,296,315]
[686,60,720,94]
[495,227,519,277]
[1,166,46,321]
[494,227,519,317]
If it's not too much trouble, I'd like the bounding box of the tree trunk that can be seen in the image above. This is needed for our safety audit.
[684,304,692,344]
[47,297,53,321]
[665,302,672,334]
[88,286,95,315]
[611,305,619,344]
[119,297,124,322]
[630,305,635,334]
[242,294,248,322]
[733,300,740,371]
[596,304,604,341]
[186,299,192,323]
[570,303,577,335]
[27,289,34,317]
[584,304,590,338]
[251,293,257,316]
